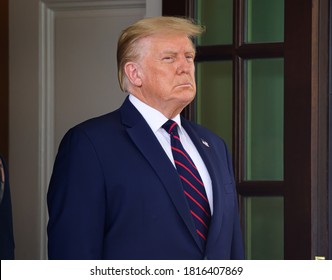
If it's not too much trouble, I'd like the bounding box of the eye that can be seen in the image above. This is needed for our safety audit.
[186,54,195,62]
[162,56,175,62]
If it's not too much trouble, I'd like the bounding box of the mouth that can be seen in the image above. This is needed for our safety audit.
[175,82,194,89]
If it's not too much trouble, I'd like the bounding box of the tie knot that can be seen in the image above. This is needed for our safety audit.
[162,120,178,135]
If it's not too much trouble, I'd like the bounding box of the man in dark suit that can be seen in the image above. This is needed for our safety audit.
[47,16,244,260]
[0,155,15,259]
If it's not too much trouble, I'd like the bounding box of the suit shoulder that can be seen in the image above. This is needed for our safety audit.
[77,109,121,131]
[66,109,122,137]
[60,109,123,147]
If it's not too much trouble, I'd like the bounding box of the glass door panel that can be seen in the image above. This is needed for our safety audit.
[245,58,284,181]
[196,61,233,150]
[245,0,284,43]
[244,196,284,259]
[196,0,233,45]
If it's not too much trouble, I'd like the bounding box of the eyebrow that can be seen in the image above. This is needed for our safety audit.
[161,50,196,56]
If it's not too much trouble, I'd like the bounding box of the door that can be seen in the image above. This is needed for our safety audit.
[163,0,330,259]
[9,0,161,259]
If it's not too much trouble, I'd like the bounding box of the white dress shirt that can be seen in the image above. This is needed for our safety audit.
[129,94,213,213]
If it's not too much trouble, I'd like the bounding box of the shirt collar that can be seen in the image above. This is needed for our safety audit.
[129,94,182,133]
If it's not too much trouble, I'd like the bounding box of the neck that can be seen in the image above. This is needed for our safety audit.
[129,92,186,119]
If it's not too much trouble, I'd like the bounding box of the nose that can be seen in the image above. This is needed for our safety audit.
[176,55,192,74]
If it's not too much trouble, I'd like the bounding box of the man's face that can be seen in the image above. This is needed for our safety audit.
[135,33,197,118]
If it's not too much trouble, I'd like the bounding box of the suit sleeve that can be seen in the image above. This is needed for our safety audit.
[225,144,245,260]
[47,127,106,259]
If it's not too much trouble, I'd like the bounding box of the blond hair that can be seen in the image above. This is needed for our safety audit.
[117,16,204,92]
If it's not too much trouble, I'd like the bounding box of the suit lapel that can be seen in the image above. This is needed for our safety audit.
[120,98,202,251]
[181,118,225,252]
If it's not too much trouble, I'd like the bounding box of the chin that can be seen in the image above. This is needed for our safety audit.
[182,89,196,100]
[178,93,196,107]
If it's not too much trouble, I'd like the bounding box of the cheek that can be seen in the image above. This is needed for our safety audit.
[190,66,196,76]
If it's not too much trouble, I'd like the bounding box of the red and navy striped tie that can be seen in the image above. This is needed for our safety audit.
[162,120,211,246]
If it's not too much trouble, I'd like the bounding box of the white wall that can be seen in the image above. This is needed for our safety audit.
[146,0,162,17]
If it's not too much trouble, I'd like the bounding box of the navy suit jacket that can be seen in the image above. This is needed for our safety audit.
[47,97,244,260]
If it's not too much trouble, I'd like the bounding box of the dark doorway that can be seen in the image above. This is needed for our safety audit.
[0,0,9,162]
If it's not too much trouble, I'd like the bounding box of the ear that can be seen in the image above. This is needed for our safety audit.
[124,62,142,87]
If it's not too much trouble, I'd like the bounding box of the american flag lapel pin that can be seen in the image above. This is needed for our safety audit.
[201,139,210,147]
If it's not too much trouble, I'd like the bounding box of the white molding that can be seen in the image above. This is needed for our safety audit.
[39,1,55,260]
[38,0,146,260]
